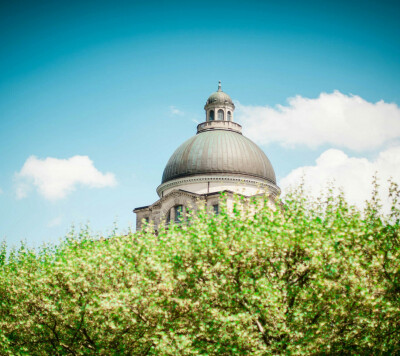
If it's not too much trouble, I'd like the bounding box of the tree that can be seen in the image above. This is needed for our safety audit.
[0,184,399,355]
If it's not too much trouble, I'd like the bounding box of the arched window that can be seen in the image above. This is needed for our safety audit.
[227,111,232,121]
[218,109,224,121]
[209,110,214,121]
[174,205,183,223]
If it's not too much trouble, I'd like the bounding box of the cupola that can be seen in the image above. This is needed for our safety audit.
[204,81,235,122]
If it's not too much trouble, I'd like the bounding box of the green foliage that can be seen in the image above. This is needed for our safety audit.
[1,185,399,355]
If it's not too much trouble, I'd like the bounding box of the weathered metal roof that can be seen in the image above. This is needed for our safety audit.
[205,81,234,106]
[206,91,233,105]
[161,129,276,184]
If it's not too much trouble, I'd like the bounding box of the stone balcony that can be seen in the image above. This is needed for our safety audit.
[197,120,242,134]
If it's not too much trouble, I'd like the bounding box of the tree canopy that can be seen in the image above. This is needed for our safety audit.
[1,183,399,355]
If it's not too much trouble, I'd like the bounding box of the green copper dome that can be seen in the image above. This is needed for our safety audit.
[161,130,276,184]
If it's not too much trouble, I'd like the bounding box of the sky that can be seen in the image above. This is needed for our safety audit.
[1,0,399,246]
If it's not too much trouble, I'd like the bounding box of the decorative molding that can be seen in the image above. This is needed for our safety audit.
[135,189,203,213]
[196,121,242,134]
[157,174,280,197]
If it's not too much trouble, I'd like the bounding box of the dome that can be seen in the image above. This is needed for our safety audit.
[161,130,276,184]
[206,91,233,105]
[206,81,234,106]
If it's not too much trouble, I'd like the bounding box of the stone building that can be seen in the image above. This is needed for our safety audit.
[134,82,280,229]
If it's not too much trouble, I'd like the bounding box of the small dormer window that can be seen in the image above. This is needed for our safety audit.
[217,109,224,121]
[227,111,232,121]
[209,110,214,121]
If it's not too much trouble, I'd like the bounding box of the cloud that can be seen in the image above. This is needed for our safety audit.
[236,91,400,151]
[169,106,184,116]
[0,188,3,194]
[280,146,400,211]
[47,215,63,228]
[16,155,117,200]
[16,184,30,199]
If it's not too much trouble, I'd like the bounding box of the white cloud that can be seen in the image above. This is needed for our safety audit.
[170,106,184,116]
[280,146,400,211]
[47,215,63,228]
[0,188,3,194]
[16,184,30,199]
[16,155,117,200]
[236,91,400,151]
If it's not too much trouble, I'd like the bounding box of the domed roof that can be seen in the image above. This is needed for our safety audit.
[207,91,233,105]
[206,81,233,106]
[161,130,276,184]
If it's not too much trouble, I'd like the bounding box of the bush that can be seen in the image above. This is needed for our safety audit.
[0,184,399,355]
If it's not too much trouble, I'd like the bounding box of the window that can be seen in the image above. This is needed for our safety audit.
[144,217,150,223]
[217,109,224,121]
[166,210,171,224]
[227,111,232,121]
[209,110,214,121]
[213,204,219,215]
[174,205,183,223]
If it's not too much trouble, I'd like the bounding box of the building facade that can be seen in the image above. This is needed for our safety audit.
[134,82,280,229]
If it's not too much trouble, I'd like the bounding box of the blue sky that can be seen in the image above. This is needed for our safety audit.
[1,0,399,246]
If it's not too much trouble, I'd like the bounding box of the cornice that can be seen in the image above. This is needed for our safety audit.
[134,189,202,213]
[157,174,280,198]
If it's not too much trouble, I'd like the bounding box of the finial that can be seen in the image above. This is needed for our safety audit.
[218,81,222,92]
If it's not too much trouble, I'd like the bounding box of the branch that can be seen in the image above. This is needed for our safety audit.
[82,327,97,351]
